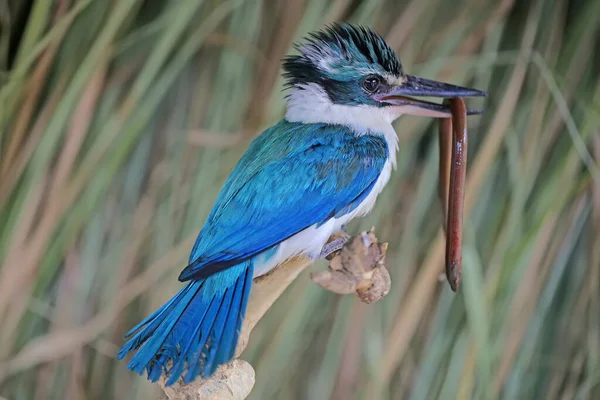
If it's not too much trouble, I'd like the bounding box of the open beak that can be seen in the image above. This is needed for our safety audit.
[373,74,487,118]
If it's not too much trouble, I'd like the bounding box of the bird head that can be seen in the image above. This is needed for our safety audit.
[283,23,486,127]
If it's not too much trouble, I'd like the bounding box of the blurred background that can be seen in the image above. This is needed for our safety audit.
[0,0,599,399]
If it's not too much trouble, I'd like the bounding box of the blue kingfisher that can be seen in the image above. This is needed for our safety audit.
[117,22,486,386]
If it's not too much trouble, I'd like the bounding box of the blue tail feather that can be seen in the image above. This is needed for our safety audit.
[193,265,252,382]
[213,265,253,370]
[174,293,226,385]
[163,295,218,385]
[117,261,254,385]
[183,265,252,382]
[182,287,232,384]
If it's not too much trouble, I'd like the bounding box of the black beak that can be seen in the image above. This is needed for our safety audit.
[373,74,487,117]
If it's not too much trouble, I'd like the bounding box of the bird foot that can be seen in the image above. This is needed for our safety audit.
[319,234,351,260]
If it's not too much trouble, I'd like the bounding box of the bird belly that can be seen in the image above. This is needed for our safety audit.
[252,158,392,278]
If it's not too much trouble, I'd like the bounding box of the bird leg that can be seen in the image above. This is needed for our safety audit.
[438,98,468,292]
[319,233,351,260]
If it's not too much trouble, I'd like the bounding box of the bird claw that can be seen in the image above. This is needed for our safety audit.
[319,234,351,260]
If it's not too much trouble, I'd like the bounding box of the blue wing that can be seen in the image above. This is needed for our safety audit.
[179,120,389,281]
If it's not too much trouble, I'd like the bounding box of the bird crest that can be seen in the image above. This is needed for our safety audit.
[283,23,404,88]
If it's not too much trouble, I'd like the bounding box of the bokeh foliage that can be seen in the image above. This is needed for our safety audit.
[0,0,599,399]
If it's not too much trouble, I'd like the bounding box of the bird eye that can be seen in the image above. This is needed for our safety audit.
[362,75,381,93]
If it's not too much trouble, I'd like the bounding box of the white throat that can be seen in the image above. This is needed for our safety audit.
[285,83,400,167]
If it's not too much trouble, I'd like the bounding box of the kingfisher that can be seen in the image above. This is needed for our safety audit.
[117,23,486,385]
